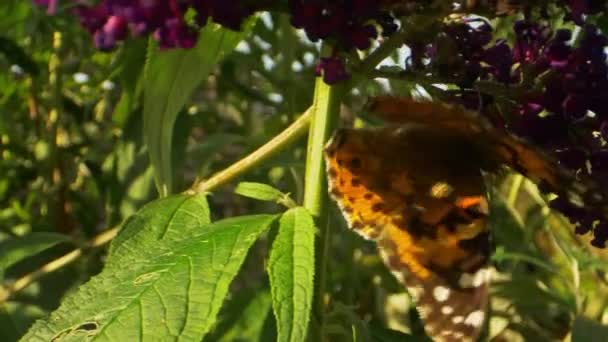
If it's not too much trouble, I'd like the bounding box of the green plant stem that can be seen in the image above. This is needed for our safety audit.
[191,107,312,193]
[304,76,344,341]
[507,174,524,206]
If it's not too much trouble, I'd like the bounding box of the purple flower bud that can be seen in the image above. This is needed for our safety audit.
[513,21,551,64]
[600,121,608,141]
[33,0,57,15]
[93,15,128,51]
[350,25,377,50]
[154,18,198,50]
[562,94,587,119]
[316,56,349,84]
[74,3,110,34]
[483,40,513,83]
[288,0,388,51]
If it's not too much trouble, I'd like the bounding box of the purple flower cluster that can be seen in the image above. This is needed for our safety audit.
[565,0,607,24]
[289,0,398,84]
[420,19,495,87]
[423,19,608,246]
[35,0,255,51]
[290,0,397,50]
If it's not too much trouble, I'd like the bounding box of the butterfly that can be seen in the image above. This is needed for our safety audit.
[324,97,607,341]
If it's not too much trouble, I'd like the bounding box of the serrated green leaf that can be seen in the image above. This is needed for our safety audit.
[268,207,315,342]
[143,20,256,196]
[21,209,278,341]
[107,193,210,263]
[572,316,608,342]
[0,233,71,280]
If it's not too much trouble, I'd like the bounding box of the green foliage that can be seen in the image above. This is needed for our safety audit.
[235,182,296,208]
[21,194,277,341]
[0,302,45,341]
[207,290,273,342]
[268,207,316,342]
[143,18,257,196]
[0,233,70,280]
[572,316,608,342]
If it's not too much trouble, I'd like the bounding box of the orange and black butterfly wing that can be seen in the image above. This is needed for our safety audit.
[325,127,492,341]
[367,96,608,235]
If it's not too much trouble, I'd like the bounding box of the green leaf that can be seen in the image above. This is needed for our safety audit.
[368,323,422,342]
[235,182,296,208]
[21,209,278,341]
[0,233,71,280]
[209,290,272,342]
[107,193,210,263]
[111,38,147,126]
[572,316,608,342]
[268,207,315,342]
[0,302,45,341]
[143,20,255,196]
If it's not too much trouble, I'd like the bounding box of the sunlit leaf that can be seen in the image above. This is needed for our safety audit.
[107,193,210,262]
[143,19,256,196]
[235,182,296,208]
[268,207,315,342]
[21,194,277,341]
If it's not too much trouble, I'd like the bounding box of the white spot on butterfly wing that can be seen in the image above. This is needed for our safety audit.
[433,285,451,302]
[459,273,475,288]
[441,305,454,315]
[459,268,491,288]
[464,310,485,327]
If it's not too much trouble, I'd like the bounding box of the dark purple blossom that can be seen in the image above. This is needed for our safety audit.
[191,0,253,31]
[512,21,552,65]
[416,17,608,246]
[286,0,402,83]
[92,15,128,51]
[154,18,198,50]
[289,0,387,51]
[316,56,350,84]
[565,0,607,24]
[482,40,513,83]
